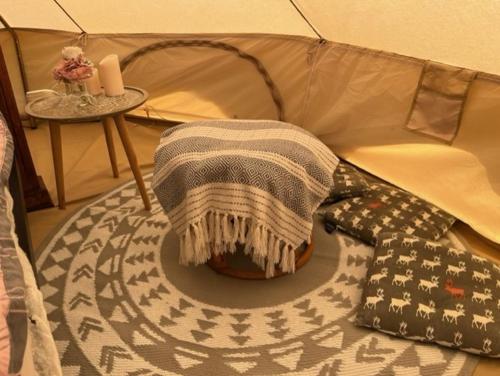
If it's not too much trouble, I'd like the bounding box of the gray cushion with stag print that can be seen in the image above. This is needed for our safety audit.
[356,232,500,357]
[323,162,370,204]
[324,181,456,245]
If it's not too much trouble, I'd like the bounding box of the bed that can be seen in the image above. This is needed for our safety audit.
[1,113,62,375]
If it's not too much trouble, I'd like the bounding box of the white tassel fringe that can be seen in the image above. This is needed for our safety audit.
[179,212,298,278]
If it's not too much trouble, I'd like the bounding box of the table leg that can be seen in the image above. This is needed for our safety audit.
[113,114,151,211]
[101,117,119,178]
[48,121,65,209]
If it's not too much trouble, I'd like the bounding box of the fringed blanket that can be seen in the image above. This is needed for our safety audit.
[152,120,338,277]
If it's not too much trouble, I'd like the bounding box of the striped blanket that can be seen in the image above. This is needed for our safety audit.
[152,120,338,277]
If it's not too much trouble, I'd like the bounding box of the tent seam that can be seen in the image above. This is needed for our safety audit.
[299,39,326,126]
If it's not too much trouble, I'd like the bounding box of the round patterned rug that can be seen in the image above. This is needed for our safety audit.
[36,174,476,375]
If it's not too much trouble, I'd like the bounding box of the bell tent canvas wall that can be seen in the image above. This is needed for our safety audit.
[0,0,499,244]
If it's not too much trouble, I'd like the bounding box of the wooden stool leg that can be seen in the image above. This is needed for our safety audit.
[48,121,65,209]
[101,117,119,178]
[113,114,151,210]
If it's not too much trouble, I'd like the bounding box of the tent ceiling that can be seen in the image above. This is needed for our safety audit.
[1,0,316,36]
[2,0,500,73]
[0,0,80,32]
[296,0,500,74]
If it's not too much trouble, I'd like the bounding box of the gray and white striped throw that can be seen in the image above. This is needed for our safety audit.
[152,120,338,277]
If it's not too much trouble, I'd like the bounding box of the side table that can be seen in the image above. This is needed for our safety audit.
[25,86,151,210]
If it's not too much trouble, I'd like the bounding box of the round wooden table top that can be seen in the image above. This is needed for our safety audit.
[25,86,148,122]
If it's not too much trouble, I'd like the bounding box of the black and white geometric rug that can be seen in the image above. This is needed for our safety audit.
[36,174,477,375]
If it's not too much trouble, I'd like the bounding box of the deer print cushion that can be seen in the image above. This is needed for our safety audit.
[323,162,370,204]
[324,182,456,245]
[356,232,500,357]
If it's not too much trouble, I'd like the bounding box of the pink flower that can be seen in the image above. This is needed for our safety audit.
[52,54,93,83]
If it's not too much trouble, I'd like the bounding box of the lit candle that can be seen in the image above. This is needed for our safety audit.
[85,68,103,95]
[98,54,125,96]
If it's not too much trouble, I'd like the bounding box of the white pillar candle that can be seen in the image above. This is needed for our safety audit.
[98,54,125,96]
[85,68,103,95]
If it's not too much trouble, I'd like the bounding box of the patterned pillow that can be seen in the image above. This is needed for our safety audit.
[323,162,370,204]
[324,182,455,244]
[356,232,500,357]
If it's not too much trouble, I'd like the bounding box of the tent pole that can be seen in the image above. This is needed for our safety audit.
[0,14,36,129]
[52,0,86,34]
[288,0,324,40]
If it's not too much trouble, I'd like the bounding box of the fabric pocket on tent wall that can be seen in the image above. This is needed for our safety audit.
[405,61,477,143]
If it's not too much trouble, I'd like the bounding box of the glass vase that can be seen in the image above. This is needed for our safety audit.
[63,81,96,106]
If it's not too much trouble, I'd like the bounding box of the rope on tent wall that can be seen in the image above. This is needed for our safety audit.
[120,40,285,121]
[288,0,323,39]
[76,33,88,48]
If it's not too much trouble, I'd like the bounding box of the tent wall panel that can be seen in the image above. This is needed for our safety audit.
[119,41,280,121]
[308,44,500,243]
[100,35,315,123]
[2,28,499,243]
[84,35,315,124]
[17,30,79,98]
[304,42,422,136]
[296,0,500,75]
[15,32,316,123]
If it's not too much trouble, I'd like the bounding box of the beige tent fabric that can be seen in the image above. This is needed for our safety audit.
[309,44,500,243]
[12,31,316,124]
[4,0,500,78]
[295,0,500,75]
[17,30,81,94]
[1,29,499,243]
[0,0,79,32]
[303,43,422,136]
[0,0,315,36]
[57,0,315,36]
[117,35,315,124]
[406,61,477,143]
